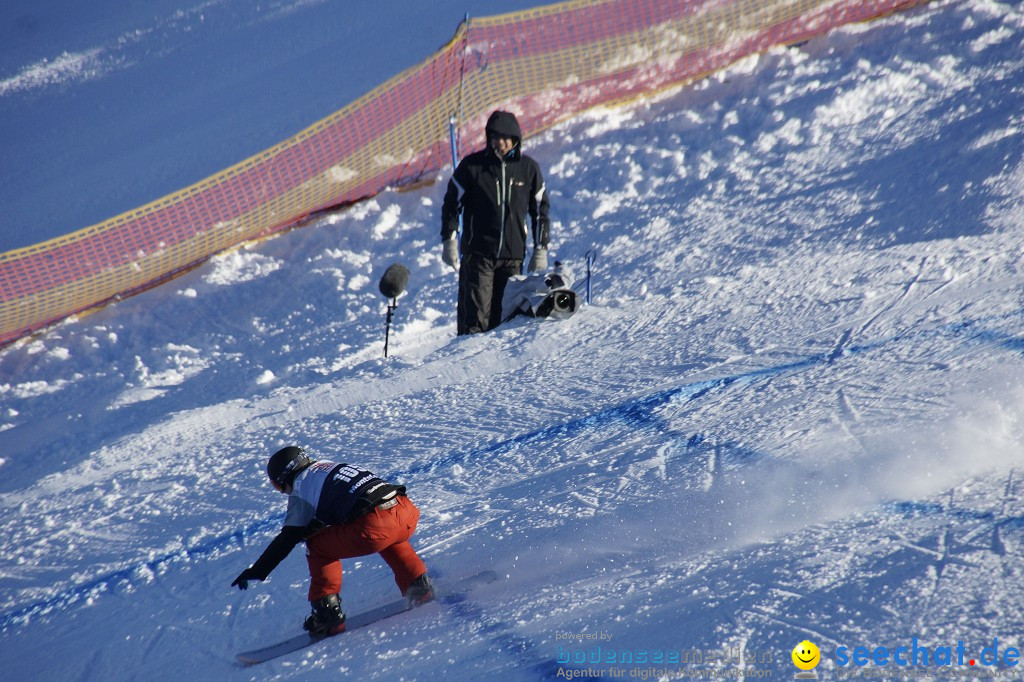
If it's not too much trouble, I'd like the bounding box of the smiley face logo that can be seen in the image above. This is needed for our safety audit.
[792,640,820,670]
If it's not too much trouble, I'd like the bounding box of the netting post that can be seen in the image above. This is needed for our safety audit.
[449,114,459,171]
[450,12,468,172]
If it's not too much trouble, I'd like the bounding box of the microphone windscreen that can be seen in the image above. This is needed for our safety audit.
[378,263,410,299]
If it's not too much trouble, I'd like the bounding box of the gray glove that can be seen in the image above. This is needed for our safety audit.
[528,247,548,273]
[441,239,459,271]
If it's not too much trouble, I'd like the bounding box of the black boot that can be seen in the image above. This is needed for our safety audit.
[405,573,435,607]
[303,594,346,636]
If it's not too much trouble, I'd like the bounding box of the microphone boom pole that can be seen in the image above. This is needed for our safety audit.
[384,297,397,358]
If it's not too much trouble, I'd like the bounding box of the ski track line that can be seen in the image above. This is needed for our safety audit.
[883,501,1024,527]
[417,518,499,557]
[0,513,284,631]
[742,607,844,648]
[998,468,1015,518]
[4,309,1024,631]
[906,526,982,636]
[855,256,927,338]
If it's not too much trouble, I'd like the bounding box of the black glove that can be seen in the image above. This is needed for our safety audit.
[232,567,261,590]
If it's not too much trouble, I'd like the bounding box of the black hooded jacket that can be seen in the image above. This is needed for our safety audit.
[441,111,550,261]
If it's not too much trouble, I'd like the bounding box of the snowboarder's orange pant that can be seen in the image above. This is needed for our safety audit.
[305,495,427,601]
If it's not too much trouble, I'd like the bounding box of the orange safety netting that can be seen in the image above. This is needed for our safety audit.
[0,0,925,348]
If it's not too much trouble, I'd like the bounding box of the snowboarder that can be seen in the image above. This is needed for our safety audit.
[440,110,551,335]
[231,446,434,636]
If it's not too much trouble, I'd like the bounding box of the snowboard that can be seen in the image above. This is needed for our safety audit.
[236,569,497,665]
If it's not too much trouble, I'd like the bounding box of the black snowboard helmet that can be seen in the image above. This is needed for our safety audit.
[267,446,315,487]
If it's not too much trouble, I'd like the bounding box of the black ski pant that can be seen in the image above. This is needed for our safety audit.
[457,254,522,335]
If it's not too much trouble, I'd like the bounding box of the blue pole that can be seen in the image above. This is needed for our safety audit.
[448,13,468,171]
[449,14,469,252]
[449,115,459,171]
[449,115,463,253]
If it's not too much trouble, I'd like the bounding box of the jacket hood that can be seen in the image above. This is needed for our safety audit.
[485,110,523,161]
[485,110,522,141]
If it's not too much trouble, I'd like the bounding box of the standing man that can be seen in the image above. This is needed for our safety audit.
[441,110,551,335]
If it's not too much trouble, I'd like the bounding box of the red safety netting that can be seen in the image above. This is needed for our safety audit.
[0,0,926,347]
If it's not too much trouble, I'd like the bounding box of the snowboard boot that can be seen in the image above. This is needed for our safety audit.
[303,594,346,636]
[404,573,435,607]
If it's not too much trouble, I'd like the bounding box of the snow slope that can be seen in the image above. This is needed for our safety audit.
[2,0,1024,679]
